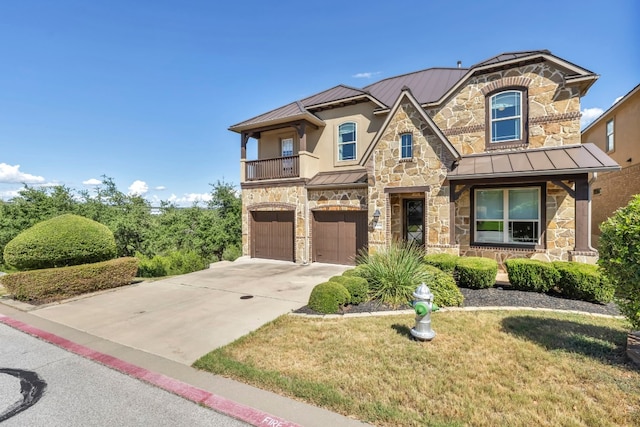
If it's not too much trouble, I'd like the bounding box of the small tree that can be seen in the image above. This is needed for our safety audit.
[598,194,640,329]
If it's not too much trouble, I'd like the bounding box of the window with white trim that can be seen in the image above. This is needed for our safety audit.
[338,122,356,161]
[475,187,540,245]
[400,133,413,159]
[606,119,614,152]
[281,138,293,157]
[490,91,522,143]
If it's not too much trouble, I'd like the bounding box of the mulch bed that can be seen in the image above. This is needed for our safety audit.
[293,284,621,316]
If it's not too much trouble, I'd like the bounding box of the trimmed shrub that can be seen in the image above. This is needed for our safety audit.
[0,257,139,303]
[308,281,351,314]
[355,241,428,307]
[505,259,560,293]
[553,261,615,304]
[423,265,464,307]
[4,214,117,270]
[599,194,640,329]
[423,253,459,274]
[330,275,369,304]
[456,257,498,289]
[136,250,208,277]
[342,265,368,278]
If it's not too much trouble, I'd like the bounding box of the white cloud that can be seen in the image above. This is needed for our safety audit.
[154,185,166,191]
[128,180,149,196]
[83,178,102,186]
[0,163,45,184]
[581,107,604,128]
[352,71,381,79]
[0,189,20,200]
[613,96,623,105]
[167,192,212,206]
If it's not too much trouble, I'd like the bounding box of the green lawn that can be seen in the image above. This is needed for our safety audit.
[194,310,640,427]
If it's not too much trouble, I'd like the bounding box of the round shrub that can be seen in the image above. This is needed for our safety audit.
[330,275,369,304]
[342,265,368,278]
[308,281,350,314]
[456,256,498,289]
[553,261,615,304]
[423,265,464,307]
[504,259,559,293]
[424,253,459,274]
[599,194,640,329]
[4,214,117,270]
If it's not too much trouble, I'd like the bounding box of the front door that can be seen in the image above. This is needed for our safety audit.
[404,199,424,246]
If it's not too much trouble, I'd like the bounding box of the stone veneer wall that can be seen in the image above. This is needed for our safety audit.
[368,101,456,254]
[429,63,582,155]
[241,185,306,262]
[454,181,576,269]
[242,185,369,263]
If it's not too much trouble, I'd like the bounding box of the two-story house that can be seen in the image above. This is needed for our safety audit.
[581,83,640,246]
[230,50,620,266]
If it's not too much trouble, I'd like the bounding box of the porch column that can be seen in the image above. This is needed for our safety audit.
[295,122,307,152]
[241,132,250,160]
[574,176,593,252]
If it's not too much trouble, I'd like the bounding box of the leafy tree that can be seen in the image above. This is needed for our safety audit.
[598,194,640,330]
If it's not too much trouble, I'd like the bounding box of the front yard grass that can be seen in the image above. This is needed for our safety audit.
[194,310,640,427]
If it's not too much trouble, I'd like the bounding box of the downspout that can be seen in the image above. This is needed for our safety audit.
[303,187,309,265]
[587,172,598,251]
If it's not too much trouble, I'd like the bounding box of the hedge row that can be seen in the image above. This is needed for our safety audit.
[424,254,498,289]
[0,257,139,304]
[504,259,614,303]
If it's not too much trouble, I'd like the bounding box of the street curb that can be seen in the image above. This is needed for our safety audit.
[0,314,300,427]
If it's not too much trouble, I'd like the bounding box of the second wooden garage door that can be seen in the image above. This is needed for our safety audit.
[251,211,294,262]
[313,211,368,265]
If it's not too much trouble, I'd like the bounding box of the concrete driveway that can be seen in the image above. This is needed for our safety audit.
[29,258,349,365]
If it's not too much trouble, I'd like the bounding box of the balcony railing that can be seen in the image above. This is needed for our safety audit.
[245,156,299,181]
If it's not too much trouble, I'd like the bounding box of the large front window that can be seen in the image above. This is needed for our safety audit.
[475,187,540,245]
[338,122,356,161]
[490,91,522,143]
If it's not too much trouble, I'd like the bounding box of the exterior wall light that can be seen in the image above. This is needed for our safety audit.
[372,209,381,229]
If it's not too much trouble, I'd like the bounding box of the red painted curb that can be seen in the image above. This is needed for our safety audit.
[0,314,301,427]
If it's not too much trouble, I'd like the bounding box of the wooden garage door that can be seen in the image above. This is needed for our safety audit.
[313,211,368,265]
[251,211,294,262]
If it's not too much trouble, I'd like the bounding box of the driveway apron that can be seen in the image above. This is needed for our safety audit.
[30,259,349,365]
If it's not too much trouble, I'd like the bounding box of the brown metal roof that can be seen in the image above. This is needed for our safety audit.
[302,85,369,107]
[471,50,551,68]
[447,144,620,181]
[306,170,368,188]
[230,101,307,129]
[364,68,468,106]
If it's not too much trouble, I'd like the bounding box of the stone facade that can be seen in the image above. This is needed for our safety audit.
[431,63,582,155]
[240,57,597,267]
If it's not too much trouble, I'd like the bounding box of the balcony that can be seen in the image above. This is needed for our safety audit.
[245,156,299,181]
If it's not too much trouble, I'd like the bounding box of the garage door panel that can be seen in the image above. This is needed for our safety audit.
[313,211,367,265]
[251,211,294,262]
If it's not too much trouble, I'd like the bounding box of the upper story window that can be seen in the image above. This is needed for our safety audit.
[606,119,614,152]
[338,122,356,161]
[281,138,294,157]
[490,91,522,143]
[485,88,528,149]
[400,133,413,159]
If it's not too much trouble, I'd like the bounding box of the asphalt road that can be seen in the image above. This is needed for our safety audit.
[0,323,249,427]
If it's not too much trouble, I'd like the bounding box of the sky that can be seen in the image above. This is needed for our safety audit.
[1,0,638,206]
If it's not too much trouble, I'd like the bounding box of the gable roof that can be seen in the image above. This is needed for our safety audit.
[229,50,598,133]
[360,88,461,166]
[447,143,620,181]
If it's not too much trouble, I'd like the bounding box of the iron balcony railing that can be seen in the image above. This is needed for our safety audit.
[245,155,299,181]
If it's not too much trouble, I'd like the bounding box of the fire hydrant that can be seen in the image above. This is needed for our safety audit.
[410,282,438,341]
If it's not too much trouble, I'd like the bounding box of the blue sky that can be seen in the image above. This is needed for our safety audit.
[1,0,638,206]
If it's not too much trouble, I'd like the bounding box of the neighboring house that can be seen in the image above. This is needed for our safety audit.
[230,50,619,266]
[581,83,640,246]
